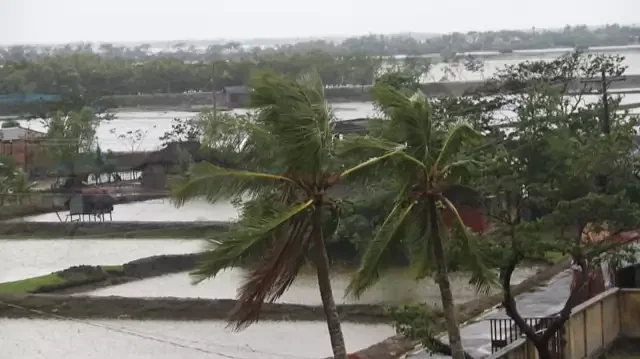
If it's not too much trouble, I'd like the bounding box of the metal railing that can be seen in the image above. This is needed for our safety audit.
[489,315,565,358]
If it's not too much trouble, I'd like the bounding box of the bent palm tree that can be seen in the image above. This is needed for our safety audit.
[172,71,398,359]
[343,84,495,359]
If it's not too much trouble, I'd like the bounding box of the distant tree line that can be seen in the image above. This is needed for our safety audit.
[0,51,442,111]
[1,24,639,63]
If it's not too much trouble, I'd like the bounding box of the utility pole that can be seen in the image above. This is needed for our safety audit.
[580,69,625,135]
[581,69,625,191]
[211,61,217,120]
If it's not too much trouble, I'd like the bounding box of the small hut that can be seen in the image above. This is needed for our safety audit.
[134,141,208,191]
[221,86,250,108]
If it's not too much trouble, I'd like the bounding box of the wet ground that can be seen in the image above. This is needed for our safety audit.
[0,319,394,359]
[407,270,572,359]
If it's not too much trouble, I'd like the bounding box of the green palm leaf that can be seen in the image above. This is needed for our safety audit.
[435,122,483,169]
[171,162,295,206]
[439,195,496,294]
[250,71,334,175]
[372,83,433,160]
[347,198,417,298]
[190,199,314,284]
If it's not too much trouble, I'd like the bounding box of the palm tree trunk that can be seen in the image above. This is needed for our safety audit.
[311,205,348,359]
[428,198,466,359]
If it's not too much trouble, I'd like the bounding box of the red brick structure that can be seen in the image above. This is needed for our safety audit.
[0,126,45,171]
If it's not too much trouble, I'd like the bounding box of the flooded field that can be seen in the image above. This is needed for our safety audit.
[0,239,203,283]
[84,266,541,306]
[0,319,394,359]
[17,198,239,222]
[15,94,640,152]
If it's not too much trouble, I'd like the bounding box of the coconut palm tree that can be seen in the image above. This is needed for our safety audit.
[171,71,400,359]
[342,83,495,359]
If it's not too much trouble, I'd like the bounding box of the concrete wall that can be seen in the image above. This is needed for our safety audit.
[489,289,640,359]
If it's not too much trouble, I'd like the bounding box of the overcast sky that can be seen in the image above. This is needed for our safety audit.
[1,0,638,45]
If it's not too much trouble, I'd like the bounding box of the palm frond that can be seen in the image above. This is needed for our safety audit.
[190,199,314,284]
[337,135,427,170]
[347,199,417,298]
[171,162,295,206]
[439,195,496,295]
[435,122,483,169]
[404,202,434,279]
[250,71,334,175]
[440,159,483,184]
[229,214,313,330]
[372,83,433,160]
[339,146,407,179]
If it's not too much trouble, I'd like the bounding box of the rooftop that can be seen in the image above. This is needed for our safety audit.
[0,126,46,141]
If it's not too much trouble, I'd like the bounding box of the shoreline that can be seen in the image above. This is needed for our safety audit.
[0,221,230,238]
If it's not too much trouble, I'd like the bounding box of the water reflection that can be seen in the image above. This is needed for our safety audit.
[0,239,203,283]
[0,319,394,359]
[85,266,541,306]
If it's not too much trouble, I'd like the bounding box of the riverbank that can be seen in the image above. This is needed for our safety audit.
[0,253,209,295]
[0,221,229,238]
[102,74,640,112]
[0,294,389,323]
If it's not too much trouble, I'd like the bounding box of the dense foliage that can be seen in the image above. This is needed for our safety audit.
[2,24,638,62]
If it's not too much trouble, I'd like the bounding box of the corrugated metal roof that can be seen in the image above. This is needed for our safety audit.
[0,126,45,141]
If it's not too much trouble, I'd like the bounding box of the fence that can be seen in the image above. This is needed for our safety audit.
[490,316,564,356]
[488,288,640,359]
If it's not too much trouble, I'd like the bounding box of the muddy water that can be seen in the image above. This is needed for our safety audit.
[17,198,239,222]
[0,239,203,283]
[85,266,540,306]
[0,319,394,359]
[16,90,640,153]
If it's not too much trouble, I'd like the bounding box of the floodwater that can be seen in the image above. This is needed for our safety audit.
[0,319,394,359]
[17,198,239,222]
[14,52,640,152]
[0,239,203,283]
[83,266,541,307]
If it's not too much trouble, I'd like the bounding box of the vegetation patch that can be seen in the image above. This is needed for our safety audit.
[0,265,124,295]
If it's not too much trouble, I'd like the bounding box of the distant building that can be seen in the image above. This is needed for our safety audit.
[134,141,235,191]
[0,126,45,172]
[134,141,206,191]
[221,86,250,108]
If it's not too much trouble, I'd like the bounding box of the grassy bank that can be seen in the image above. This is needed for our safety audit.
[0,265,125,295]
[0,223,228,239]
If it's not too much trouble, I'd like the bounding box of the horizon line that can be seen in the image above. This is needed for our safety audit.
[3,22,639,47]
